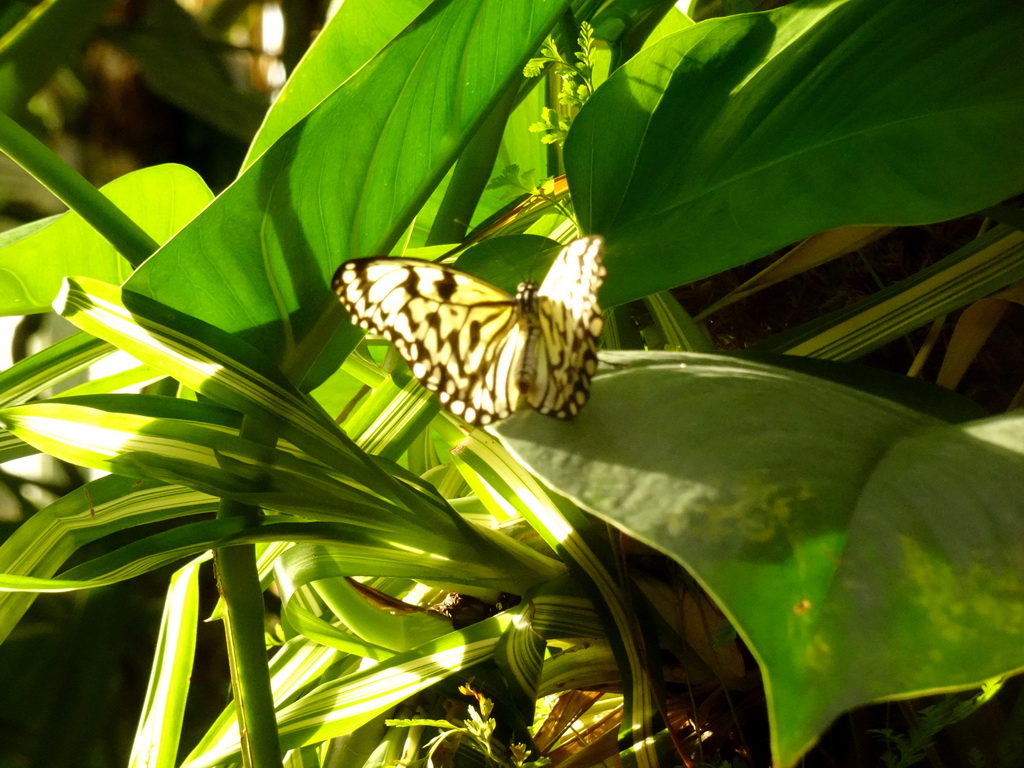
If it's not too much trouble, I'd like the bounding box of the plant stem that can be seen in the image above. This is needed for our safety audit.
[0,111,158,267]
[215,417,284,768]
[215,533,282,768]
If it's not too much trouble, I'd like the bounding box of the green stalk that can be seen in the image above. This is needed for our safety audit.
[0,111,158,267]
[545,72,562,178]
[215,533,281,768]
[426,85,518,246]
[214,417,284,768]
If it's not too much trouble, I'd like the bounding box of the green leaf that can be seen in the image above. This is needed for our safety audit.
[181,612,519,768]
[55,276,458,527]
[643,291,714,352]
[0,113,162,267]
[51,518,512,590]
[287,567,452,654]
[128,556,205,768]
[0,3,32,37]
[0,332,113,407]
[0,395,420,528]
[566,0,1024,306]
[275,531,562,605]
[58,277,355,462]
[0,164,212,314]
[455,430,661,766]
[341,368,439,461]
[492,598,546,718]
[452,234,562,294]
[125,0,571,378]
[762,224,1024,360]
[495,351,1024,766]
[0,476,216,644]
[243,0,430,167]
[187,635,345,766]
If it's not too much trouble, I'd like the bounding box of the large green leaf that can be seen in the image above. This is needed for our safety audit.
[495,352,1024,767]
[125,0,571,379]
[0,164,212,314]
[566,0,1024,306]
[243,0,429,166]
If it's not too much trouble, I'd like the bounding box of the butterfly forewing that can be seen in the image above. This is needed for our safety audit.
[333,258,523,425]
[333,236,605,426]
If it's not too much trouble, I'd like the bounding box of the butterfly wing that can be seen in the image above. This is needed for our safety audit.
[333,258,526,426]
[528,236,606,418]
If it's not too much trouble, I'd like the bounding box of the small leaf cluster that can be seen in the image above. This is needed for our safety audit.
[386,685,540,767]
[484,163,576,224]
[523,22,596,146]
[871,680,1002,768]
[485,164,538,196]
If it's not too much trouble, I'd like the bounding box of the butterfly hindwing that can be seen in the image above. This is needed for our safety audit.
[333,237,605,426]
[530,236,606,418]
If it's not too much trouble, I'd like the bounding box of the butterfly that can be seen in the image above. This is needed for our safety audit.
[332,236,606,426]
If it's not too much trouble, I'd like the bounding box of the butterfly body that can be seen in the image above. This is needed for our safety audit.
[333,236,605,426]
[513,280,542,395]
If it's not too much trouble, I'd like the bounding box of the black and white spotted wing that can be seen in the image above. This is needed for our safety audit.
[332,236,606,426]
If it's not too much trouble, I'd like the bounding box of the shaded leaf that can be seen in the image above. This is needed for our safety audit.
[566,0,1024,306]
[496,351,1024,766]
